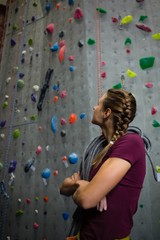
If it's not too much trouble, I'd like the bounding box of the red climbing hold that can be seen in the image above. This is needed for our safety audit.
[136,24,152,32]
[46,23,55,34]
[74,7,83,20]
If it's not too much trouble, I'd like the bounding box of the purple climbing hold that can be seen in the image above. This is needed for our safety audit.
[8,160,17,173]
[19,73,25,78]
[0,120,6,128]
[31,93,37,102]
[11,39,16,47]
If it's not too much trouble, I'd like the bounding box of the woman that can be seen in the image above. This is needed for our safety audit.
[60,88,146,240]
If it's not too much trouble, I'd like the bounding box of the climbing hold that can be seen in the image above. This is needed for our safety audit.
[17,79,25,89]
[69,113,77,124]
[53,96,58,103]
[13,129,20,139]
[24,157,35,172]
[152,120,160,127]
[126,69,137,78]
[139,15,148,22]
[68,153,78,164]
[45,3,51,12]
[16,210,24,216]
[101,61,106,66]
[31,16,36,22]
[53,84,59,91]
[43,196,49,202]
[59,31,65,39]
[59,45,66,63]
[151,106,157,115]
[0,162,3,171]
[68,55,75,61]
[6,77,11,83]
[61,118,67,125]
[101,72,106,78]
[136,24,152,32]
[87,38,96,45]
[96,8,107,14]
[126,48,131,54]
[69,66,75,72]
[30,115,37,121]
[152,33,160,40]
[19,73,25,78]
[124,38,132,45]
[26,198,31,204]
[28,38,33,46]
[41,168,51,179]
[74,7,83,20]
[11,39,16,47]
[36,145,42,155]
[78,40,84,48]
[53,170,58,176]
[0,134,5,139]
[120,15,133,25]
[50,43,59,52]
[33,85,39,92]
[8,160,17,173]
[61,130,66,137]
[12,23,18,31]
[33,2,38,7]
[80,113,86,119]
[33,222,39,229]
[35,196,39,201]
[51,115,57,133]
[46,23,55,34]
[3,101,8,109]
[31,93,37,102]
[56,3,61,9]
[68,0,74,5]
[62,212,69,220]
[112,17,119,23]
[45,145,50,151]
[145,82,153,88]
[60,90,67,98]
[139,56,155,69]
[112,83,122,89]
[62,156,69,168]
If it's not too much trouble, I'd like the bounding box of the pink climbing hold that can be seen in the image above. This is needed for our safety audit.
[61,118,67,125]
[151,106,157,115]
[59,40,66,48]
[60,90,67,98]
[68,55,75,61]
[26,198,31,204]
[136,24,152,32]
[33,222,39,229]
[112,17,119,23]
[36,145,42,154]
[145,82,153,88]
[101,61,106,66]
[101,72,106,78]
[46,23,55,34]
[74,7,83,20]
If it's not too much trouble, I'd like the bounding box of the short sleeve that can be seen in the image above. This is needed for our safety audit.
[109,133,145,165]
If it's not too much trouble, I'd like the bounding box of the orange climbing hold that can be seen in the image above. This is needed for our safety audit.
[69,113,77,124]
[43,196,49,202]
[59,45,66,63]
[53,96,58,103]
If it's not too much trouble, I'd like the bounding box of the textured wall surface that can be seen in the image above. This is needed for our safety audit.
[0,0,160,240]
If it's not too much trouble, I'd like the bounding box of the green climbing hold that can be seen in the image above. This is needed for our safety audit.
[124,38,132,45]
[35,196,39,201]
[17,79,25,89]
[28,38,33,46]
[30,115,37,121]
[16,210,24,216]
[139,204,144,208]
[3,101,8,109]
[112,83,122,89]
[0,162,3,171]
[87,38,96,45]
[33,2,38,7]
[13,129,20,139]
[139,56,155,70]
[156,166,160,173]
[12,24,18,31]
[152,120,160,127]
[139,16,148,22]
[96,8,107,14]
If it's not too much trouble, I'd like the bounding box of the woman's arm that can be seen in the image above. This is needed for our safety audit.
[59,172,81,196]
[73,157,131,209]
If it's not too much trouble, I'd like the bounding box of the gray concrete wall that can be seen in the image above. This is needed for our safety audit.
[0,0,160,240]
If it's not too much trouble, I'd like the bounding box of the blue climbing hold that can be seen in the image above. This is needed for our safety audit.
[41,168,51,179]
[51,43,59,52]
[51,115,57,134]
[80,113,86,119]
[68,153,78,164]
[69,66,75,72]
[68,0,74,5]
[45,3,51,12]
[62,212,69,220]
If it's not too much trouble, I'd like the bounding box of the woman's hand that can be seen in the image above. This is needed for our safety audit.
[60,172,81,196]
[97,197,107,212]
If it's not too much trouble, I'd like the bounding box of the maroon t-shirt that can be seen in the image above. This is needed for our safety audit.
[80,133,146,240]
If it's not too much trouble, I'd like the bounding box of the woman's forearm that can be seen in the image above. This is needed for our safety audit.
[59,177,79,196]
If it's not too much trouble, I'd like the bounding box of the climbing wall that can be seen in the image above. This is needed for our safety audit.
[0,0,160,240]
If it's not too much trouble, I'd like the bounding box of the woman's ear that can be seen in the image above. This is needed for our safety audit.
[104,108,111,118]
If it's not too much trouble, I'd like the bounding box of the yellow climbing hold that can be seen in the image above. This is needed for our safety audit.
[126,69,137,78]
[152,33,160,40]
[120,15,133,25]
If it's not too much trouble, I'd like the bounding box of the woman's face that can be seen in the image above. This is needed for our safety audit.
[92,94,106,126]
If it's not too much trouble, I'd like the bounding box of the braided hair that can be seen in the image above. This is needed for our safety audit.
[92,88,136,167]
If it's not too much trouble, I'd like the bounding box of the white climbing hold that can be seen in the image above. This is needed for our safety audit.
[33,85,40,92]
